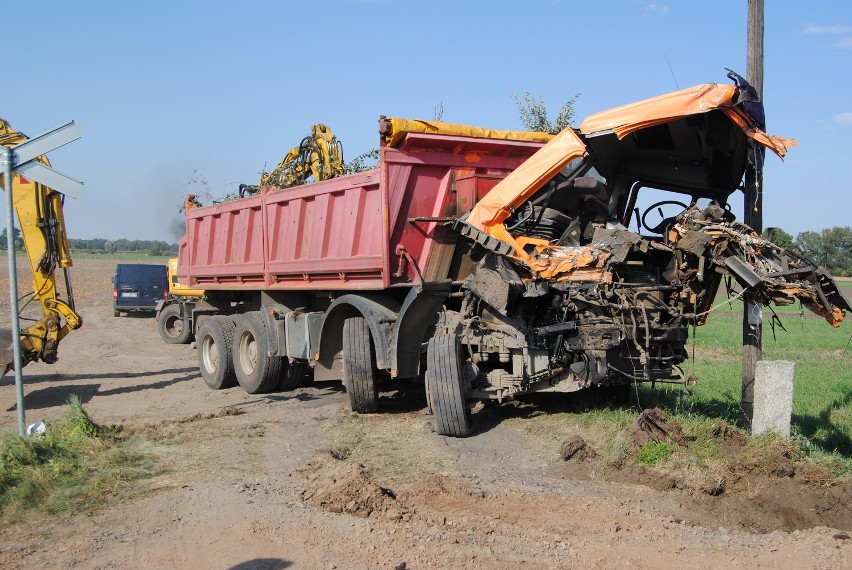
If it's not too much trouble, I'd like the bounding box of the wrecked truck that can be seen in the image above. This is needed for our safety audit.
[177,72,849,437]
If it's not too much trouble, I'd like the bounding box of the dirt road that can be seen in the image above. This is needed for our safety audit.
[1,257,850,569]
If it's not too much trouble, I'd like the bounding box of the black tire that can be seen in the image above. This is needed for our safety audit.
[426,334,471,437]
[158,304,192,344]
[342,316,378,413]
[233,312,284,394]
[113,309,120,317]
[277,359,312,391]
[599,382,634,407]
[197,316,237,390]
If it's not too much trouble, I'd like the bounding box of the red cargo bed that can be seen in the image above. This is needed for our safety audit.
[179,132,543,291]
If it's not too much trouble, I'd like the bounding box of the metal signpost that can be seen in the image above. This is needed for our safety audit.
[1,121,83,435]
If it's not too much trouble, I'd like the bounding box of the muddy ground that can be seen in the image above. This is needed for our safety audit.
[0,256,850,569]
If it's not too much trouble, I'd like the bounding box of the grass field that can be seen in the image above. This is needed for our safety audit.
[675,299,850,445]
[67,252,174,261]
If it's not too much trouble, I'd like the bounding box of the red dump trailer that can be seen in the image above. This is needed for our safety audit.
[180,131,542,292]
[174,76,850,437]
[176,124,547,427]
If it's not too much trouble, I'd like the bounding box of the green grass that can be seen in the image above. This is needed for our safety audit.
[68,251,173,261]
[0,396,156,522]
[636,441,678,465]
[688,303,848,438]
[642,298,852,472]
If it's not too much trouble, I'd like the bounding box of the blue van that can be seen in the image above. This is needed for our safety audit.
[112,263,168,316]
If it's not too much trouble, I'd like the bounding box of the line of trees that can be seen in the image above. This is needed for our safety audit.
[67,238,178,256]
[764,226,852,277]
[0,227,23,250]
[2,228,177,256]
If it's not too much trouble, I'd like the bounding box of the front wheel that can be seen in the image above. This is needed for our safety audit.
[197,316,237,390]
[158,304,192,344]
[426,334,472,437]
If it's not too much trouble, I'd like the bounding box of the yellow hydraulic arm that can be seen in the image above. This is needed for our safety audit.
[253,124,345,190]
[0,118,82,377]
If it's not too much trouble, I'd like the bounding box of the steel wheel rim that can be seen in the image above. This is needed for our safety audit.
[238,331,258,375]
[166,315,183,336]
[201,334,218,374]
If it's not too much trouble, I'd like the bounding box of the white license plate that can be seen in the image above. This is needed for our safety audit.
[121,292,139,298]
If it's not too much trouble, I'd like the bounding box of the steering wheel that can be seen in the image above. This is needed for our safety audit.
[640,200,688,234]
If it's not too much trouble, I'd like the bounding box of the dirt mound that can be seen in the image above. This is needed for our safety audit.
[559,435,596,461]
[552,410,852,533]
[298,452,400,518]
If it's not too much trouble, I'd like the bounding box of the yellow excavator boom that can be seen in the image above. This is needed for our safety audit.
[0,118,82,377]
[257,124,345,189]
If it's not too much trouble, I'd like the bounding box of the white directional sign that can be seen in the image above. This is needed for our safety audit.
[1,120,85,197]
[11,121,82,165]
[13,161,84,198]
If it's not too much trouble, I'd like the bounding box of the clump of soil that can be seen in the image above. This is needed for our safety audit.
[559,435,596,461]
[298,452,400,518]
[624,407,689,447]
[175,406,246,424]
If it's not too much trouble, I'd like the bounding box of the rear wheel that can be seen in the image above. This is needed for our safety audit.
[277,359,312,391]
[342,317,378,413]
[197,316,237,390]
[113,309,120,317]
[158,304,192,344]
[426,334,472,437]
[234,312,284,394]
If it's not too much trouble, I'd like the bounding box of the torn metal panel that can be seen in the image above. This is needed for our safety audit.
[463,255,525,317]
[463,74,798,269]
[440,73,846,404]
[724,257,764,289]
[669,206,850,327]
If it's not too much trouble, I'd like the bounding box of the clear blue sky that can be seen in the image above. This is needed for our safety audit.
[2,0,850,242]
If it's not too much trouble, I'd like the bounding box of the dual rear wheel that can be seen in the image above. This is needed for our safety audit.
[196,312,309,393]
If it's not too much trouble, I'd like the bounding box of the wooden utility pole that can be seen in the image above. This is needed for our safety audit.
[742,0,764,430]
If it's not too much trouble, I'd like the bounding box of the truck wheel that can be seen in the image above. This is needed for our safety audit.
[342,316,378,413]
[158,304,192,344]
[234,313,284,394]
[113,309,120,317]
[277,360,312,391]
[197,316,238,390]
[426,334,472,437]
